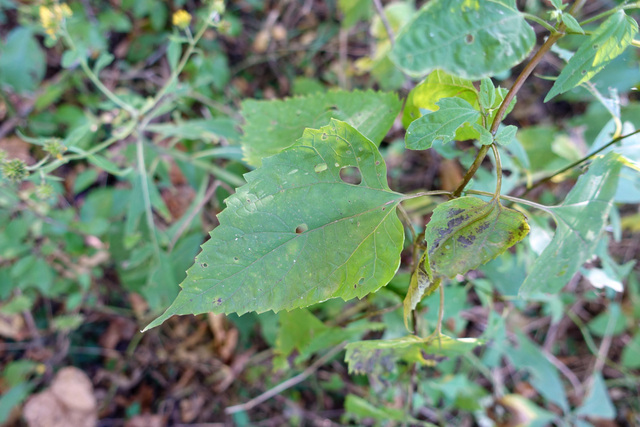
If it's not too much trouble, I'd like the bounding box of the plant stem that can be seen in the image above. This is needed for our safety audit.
[452,145,490,197]
[78,58,138,117]
[491,144,502,198]
[489,34,563,135]
[436,284,445,337]
[579,1,640,26]
[139,17,214,117]
[372,0,395,45]
[453,15,571,197]
[522,13,559,34]
[136,136,160,256]
[524,128,640,194]
[466,189,554,215]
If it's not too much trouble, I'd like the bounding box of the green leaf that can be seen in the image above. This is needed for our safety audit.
[390,0,535,80]
[274,308,328,368]
[508,332,569,412]
[406,97,481,150]
[519,152,624,296]
[0,28,46,93]
[411,70,479,113]
[241,90,401,167]
[494,125,518,146]
[144,120,404,330]
[545,11,638,102]
[344,395,421,425]
[337,0,372,29]
[0,382,34,425]
[561,13,584,34]
[403,252,440,331]
[479,78,497,111]
[621,331,640,369]
[575,373,615,419]
[425,197,529,279]
[345,334,481,375]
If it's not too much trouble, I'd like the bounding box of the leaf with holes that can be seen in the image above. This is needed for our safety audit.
[390,0,535,80]
[143,120,404,331]
[403,252,441,331]
[241,90,401,167]
[425,197,529,279]
[406,97,481,150]
[345,334,481,375]
[545,11,638,102]
[519,152,623,297]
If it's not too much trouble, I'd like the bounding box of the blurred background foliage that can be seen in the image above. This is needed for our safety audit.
[0,0,639,425]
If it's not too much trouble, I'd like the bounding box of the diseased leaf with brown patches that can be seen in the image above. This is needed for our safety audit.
[403,251,441,331]
[425,196,529,278]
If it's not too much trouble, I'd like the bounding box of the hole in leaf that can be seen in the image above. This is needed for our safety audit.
[321,133,328,140]
[581,69,587,75]
[465,34,474,44]
[201,262,209,268]
[339,166,362,185]
[295,223,308,234]
[503,169,513,177]
[592,44,599,49]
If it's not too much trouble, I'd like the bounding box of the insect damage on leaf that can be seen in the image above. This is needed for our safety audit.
[425,196,530,278]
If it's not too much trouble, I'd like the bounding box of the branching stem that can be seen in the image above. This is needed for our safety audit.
[524,129,640,194]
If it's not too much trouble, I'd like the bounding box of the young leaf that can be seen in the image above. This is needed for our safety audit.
[345,334,481,375]
[479,78,497,111]
[519,152,624,296]
[390,0,535,80]
[411,70,478,112]
[425,197,529,279]
[405,97,480,150]
[144,120,404,331]
[495,125,518,146]
[403,252,441,331]
[241,90,401,166]
[561,13,584,35]
[545,11,638,102]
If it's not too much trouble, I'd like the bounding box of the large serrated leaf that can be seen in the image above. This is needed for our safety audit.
[425,197,529,278]
[519,152,623,296]
[241,90,401,167]
[390,0,535,80]
[345,334,481,375]
[545,11,638,102]
[144,120,404,331]
[406,97,481,150]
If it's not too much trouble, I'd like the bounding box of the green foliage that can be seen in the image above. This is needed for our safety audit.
[390,0,535,80]
[2,0,640,423]
[345,334,481,375]
[520,152,623,296]
[546,11,638,101]
[425,197,529,278]
[144,120,404,330]
[0,28,46,93]
[406,97,480,150]
[240,90,401,166]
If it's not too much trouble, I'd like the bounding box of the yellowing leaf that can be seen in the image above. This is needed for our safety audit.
[425,197,529,278]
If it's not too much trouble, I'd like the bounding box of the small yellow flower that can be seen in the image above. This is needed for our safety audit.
[172,10,192,29]
[39,6,56,37]
[39,3,72,40]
